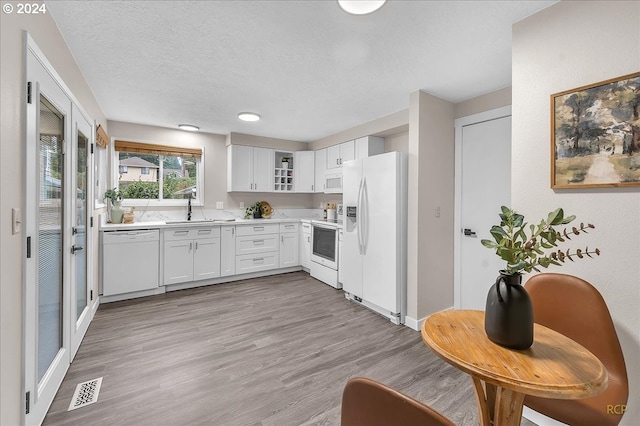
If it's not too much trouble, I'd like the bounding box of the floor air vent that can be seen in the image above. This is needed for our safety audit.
[68,377,103,411]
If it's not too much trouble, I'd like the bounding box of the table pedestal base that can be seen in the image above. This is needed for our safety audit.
[472,377,525,426]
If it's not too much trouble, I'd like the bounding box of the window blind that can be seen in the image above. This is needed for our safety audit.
[114,140,202,158]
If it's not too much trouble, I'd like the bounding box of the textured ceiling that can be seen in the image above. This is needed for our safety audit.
[46,0,556,141]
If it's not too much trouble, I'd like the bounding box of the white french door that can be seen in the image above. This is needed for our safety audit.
[454,107,512,310]
[25,43,72,426]
[25,36,95,425]
[70,104,93,358]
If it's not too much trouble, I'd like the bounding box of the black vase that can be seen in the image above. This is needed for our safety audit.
[253,209,262,219]
[484,271,533,350]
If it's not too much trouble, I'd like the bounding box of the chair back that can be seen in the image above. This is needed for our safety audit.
[524,273,628,426]
[341,377,454,426]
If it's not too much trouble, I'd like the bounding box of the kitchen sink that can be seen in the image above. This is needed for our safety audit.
[164,219,236,224]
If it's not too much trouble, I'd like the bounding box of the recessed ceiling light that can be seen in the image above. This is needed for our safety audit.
[338,0,386,15]
[178,124,199,132]
[238,112,261,122]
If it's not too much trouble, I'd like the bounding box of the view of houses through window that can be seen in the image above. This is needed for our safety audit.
[114,140,201,201]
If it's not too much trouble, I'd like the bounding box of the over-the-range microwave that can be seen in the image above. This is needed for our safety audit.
[324,172,342,193]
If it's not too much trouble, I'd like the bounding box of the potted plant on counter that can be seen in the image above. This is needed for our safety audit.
[480,206,600,349]
[104,188,124,223]
[244,201,263,219]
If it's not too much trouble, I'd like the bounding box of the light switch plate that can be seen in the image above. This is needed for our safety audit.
[239,202,245,209]
[12,208,21,234]
[216,201,224,209]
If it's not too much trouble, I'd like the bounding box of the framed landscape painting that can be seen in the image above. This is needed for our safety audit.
[551,71,640,188]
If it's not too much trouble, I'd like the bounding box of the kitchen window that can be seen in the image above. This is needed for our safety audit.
[112,140,204,206]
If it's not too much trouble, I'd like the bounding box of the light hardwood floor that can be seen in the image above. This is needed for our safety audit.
[43,272,535,425]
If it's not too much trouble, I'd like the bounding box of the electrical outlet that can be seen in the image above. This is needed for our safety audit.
[12,208,21,234]
[239,202,245,209]
[216,201,224,209]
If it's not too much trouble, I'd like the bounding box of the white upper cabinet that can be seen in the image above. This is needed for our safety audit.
[315,148,327,193]
[294,151,315,193]
[326,140,355,169]
[355,136,384,159]
[227,145,274,192]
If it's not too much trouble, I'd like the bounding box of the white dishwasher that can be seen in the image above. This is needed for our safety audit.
[102,229,160,296]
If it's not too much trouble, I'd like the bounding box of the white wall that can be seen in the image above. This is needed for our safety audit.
[513,1,640,423]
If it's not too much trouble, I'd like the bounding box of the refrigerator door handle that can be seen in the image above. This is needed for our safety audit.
[356,177,364,255]
[362,177,368,255]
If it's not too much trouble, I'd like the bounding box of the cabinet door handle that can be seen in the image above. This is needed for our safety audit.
[253,258,264,263]
[336,158,339,165]
[232,228,235,236]
[195,242,199,250]
[254,239,264,245]
[253,226,264,232]
[281,235,284,243]
[189,242,193,251]
[307,236,311,242]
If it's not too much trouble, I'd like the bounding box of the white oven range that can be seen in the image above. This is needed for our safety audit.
[310,220,342,288]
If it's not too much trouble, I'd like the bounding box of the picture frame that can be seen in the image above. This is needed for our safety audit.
[550,71,640,189]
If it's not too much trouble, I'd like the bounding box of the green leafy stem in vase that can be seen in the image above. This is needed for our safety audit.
[481,206,600,275]
[104,188,123,205]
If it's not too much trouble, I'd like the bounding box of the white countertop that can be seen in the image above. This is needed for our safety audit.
[100,217,307,232]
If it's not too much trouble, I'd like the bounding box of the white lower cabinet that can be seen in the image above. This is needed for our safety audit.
[163,227,221,285]
[235,223,280,274]
[221,225,236,277]
[279,222,299,268]
[300,222,311,269]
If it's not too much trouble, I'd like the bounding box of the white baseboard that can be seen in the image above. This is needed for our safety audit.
[404,315,424,331]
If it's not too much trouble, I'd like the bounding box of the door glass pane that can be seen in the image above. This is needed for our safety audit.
[76,130,88,320]
[38,96,64,382]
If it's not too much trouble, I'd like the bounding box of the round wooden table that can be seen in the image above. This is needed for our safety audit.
[421,310,607,426]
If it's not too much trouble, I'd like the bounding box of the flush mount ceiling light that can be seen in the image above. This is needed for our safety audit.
[338,0,386,15]
[238,112,261,122]
[178,124,199,132]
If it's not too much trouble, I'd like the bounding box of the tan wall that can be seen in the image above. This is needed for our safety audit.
[512,1,640,423]
[310,109,409,150]
[1,11,107,425]
[407,91,455,321]
[454,87,512,119]
[226,132,309,152]
[385,132,409,154]
[109,122,315,210]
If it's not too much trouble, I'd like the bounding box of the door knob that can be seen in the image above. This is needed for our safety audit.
[71,245,84,254]
[463,228,477,237]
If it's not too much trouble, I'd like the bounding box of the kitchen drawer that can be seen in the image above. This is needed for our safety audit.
[301,222,311,234]
[235,223,280,236]
[164,227,220,241]
[236,252,279,274]
[279,222,299,233]
[236,234,278,255]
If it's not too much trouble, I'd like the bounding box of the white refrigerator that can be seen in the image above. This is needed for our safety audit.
[342,151,407,324]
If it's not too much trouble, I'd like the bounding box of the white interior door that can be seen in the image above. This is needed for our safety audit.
[25,44,72,426]
[70,105,92,358]
[455,108,512,310]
